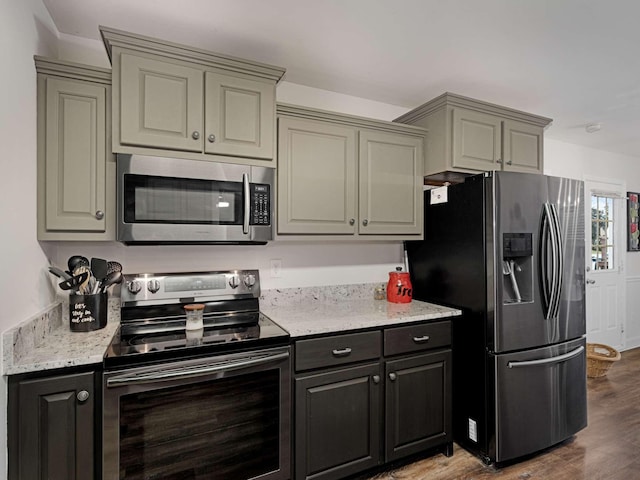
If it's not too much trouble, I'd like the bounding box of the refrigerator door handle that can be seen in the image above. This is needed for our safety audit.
[549,204,564,319]
[541,204,555,319]
[507,346,584,369]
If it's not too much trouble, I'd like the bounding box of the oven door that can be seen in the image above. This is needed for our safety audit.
[117,154,274,244]
[103,347,291,480]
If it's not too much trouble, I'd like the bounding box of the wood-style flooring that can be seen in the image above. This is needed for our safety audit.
[369,347,640,480]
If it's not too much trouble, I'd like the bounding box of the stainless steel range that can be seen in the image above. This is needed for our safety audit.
[103,270,291,480]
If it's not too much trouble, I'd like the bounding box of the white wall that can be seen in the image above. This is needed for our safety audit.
[0,0,61,475]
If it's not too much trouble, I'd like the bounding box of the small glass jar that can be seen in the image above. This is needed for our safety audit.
[374,285,386,300]
[184,303,205,330]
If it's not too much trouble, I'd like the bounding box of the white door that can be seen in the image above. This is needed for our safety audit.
[584,179,626,350]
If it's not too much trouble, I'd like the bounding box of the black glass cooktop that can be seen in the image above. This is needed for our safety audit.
[104,312,289,368]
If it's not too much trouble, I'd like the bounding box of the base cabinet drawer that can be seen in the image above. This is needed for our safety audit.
[295,331,381,372]
[295,363,382,480]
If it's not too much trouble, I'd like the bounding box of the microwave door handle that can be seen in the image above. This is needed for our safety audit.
[242,173,250,235]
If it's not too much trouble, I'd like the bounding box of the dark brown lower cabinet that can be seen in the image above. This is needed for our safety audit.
[295,363,382,480]
[8,370,97,480]
[294,322,453,480]
[385,350,452,462]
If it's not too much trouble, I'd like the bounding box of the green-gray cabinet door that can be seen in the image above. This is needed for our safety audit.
[385,350,452,462]
[503,119,543,174]
[205,71,275,160]
[278,117,357,234]
[452,107,502,171]
[119,53,203,151]
[42,76,108,233]
[295,363,382,480]
[358,130,423,235]
[10,371,95,480]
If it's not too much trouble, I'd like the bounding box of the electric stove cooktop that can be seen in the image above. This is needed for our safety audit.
[103,270,289,368]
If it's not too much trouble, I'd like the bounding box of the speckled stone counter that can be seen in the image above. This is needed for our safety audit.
[260,283,461,338]
[3,298,120,375]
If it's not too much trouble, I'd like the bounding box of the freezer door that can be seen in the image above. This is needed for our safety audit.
[492,172,585,352]
[492,337,587,463]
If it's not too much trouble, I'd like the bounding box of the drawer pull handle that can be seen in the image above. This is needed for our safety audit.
[413,335,430,343]
[332,347,352,357]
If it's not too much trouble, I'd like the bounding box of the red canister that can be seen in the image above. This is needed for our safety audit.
[387,267,412,303]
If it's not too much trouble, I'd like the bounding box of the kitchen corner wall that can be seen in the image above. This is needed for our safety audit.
[0,0,63,476]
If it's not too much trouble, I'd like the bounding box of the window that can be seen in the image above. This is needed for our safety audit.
[591,194,615,270]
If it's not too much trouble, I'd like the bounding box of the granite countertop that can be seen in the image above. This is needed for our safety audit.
[3,298,120,376]
[261,299,461,338]
[3,283,461,376]
[260,283,462,338]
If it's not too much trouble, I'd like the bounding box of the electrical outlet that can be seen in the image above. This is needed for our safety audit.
[270,259,282,278]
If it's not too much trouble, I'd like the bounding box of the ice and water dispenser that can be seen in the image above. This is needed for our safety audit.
[502,233,533,304]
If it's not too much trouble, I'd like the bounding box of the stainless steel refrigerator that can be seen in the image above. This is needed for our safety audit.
[406,171,587,465]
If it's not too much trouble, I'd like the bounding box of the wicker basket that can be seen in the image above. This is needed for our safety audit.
[586,343,621,378]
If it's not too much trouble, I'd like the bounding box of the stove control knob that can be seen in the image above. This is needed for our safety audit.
[244,274,256,288]
[228,275,240,289]
[127,280,142,295]
[147,279,160,294]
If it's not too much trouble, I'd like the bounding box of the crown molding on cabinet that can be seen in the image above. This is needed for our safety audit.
[34,56,111,85]
[100,26,286,83]
[277,103,428,136]
[395,92,552,128]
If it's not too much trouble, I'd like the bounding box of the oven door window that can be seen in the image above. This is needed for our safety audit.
[118,369,280,480]
[124,174,242,225]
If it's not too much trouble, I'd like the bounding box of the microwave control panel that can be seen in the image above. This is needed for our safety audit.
[250,184,271,225]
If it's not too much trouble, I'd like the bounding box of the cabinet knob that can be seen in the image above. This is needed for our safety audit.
[77,390,90,402]
[208,134,216,143]
[497,158,503,164]
[192,131,200,140]
[586,279,596,284]
[372,375,380,384]
[349,218,355,226]
[506,160,513,165]
[362,219,369,226]
[389,372,397,381]
[95,210,104,220]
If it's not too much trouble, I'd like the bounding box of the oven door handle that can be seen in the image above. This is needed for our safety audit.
[106,351,289,387]
[242,173,250,235]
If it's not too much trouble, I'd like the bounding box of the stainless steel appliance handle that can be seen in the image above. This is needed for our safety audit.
[540,204,552,317]
[106,351,289,387]
[507,346,584,369]
[546,203,559,320]
[242,173,250,235]
[549,204,564,319]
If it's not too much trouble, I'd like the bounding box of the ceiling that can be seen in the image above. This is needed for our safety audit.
[43,0,640,158]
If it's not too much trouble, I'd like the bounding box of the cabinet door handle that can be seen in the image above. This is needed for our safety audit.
[95,210,104,220]
[192,131,200,140]
[331,347,352,357]
[208,134,216,143]
[413,335,430,343]
[506,160,512,165]
[388,372,397,381]
[362,219,368,226]
[349,218,355,226]
[372,375,380,384]
[76,390,90,402]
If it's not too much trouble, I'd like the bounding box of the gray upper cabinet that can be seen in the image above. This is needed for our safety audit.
[120,53,203,152]
[277,104,425,240]
[101,27,284,166]
[35,56,115,241]
[395,92,551,182]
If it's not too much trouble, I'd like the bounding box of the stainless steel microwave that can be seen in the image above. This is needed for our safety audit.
[117,154,274,245]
